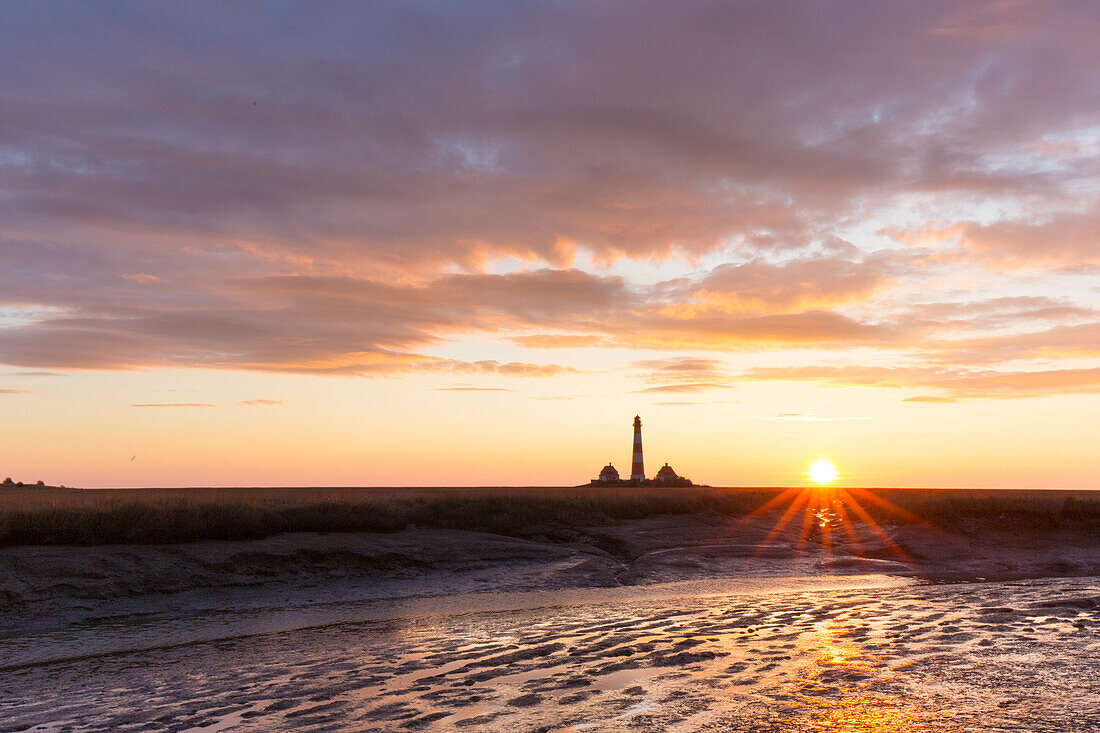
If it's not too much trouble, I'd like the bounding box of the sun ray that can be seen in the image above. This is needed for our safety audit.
[753,489,813,557]
[720,486,804,542]
[734,463,955,578]
[844,487,975,559]
[819,493,834,566]
[795,490,820,553]
[831,498,872,571]
[834,488,914,566]
[831,498,864,554]
[739,486,804,521]
[844,487,928,526]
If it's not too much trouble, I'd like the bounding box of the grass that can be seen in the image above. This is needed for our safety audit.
[1,485,1097,548]
[894,491,1100,533]
[0,486,769,547]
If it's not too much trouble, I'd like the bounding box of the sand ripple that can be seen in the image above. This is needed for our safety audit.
[3,577,1100,731]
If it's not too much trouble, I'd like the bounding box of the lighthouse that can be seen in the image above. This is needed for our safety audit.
[630,415,645,481]
[588,415,695,487]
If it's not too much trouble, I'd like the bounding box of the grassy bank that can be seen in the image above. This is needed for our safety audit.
[0,487,768,547]
[1,486,1097,548]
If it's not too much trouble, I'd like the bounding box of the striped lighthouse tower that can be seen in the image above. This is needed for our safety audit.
[630,415,645,481]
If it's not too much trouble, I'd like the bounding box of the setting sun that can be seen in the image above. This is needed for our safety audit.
[806,459,840,485]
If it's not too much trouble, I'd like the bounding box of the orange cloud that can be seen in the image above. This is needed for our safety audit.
[744,365,1100,400]
[1,1,1099,395]
[509,334,610,348]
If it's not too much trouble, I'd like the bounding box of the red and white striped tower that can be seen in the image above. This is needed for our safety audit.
[630,415,645,481]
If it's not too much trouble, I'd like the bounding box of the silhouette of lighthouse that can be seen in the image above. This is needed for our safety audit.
[631,415,645,481]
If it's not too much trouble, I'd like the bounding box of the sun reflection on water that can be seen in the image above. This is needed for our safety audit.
[788,620,957,733]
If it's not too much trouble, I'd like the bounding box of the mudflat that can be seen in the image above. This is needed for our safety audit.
[3,487,1100,731]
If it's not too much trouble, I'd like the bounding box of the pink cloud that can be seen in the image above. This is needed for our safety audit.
[744,365,1100,400]
[0,1,1098,392]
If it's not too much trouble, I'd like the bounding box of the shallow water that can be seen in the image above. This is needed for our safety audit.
[0,574,904,669]
[3,575,1100,732]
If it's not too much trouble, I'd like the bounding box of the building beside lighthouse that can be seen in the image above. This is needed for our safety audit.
[589,415,695,487]
[597,463,620,483]
[655,463,679,484]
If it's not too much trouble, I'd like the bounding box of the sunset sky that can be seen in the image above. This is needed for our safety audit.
[2,1,1099,488]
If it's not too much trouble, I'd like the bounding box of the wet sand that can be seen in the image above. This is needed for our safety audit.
[4,503,1100,731]
[4,576,1100,731]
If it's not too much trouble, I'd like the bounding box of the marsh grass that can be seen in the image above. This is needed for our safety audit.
[1,486,1097,547]
[0,486,768,547]
[895,491,1100,534]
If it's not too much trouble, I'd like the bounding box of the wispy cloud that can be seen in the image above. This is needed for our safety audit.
[529,394,587,400]
[132,403,216,408]
[509,334,609,349]
[903,396,959,404]
[636,383,734,394]
[743,365,1100,401]
[237,399,283,406]
[632,357,737,393]
[767,413,872,421]
[434,386,514,393]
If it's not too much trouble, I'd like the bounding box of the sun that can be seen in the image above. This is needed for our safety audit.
[806,458,839,485]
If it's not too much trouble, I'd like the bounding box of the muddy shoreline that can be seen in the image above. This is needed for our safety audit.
[5,505,1100,731]
[6,509,1100,636]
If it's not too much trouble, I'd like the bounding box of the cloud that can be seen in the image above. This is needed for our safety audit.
[463,360,578,378]
[903,396,959,404]
[767,413,872,421]
[633,357,729,378]
[668,251,902,315]
[626,310,893,348]
[132,403,216,408]
[509,334,609,349]
[919,321,1100,365]
[0,257,901,374]
[0,268,602,373]
[635,382,734,394]
[434,386,513,392]
[882,217,1100,275]
[0,2,1099,387]
[0,389,28,395]
[743,365,1100,400]
[237,399,282,406]
[3,1,1098,272]
[632,357,737,393]
[902,297,1095,329]
[956,214,1100,268]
